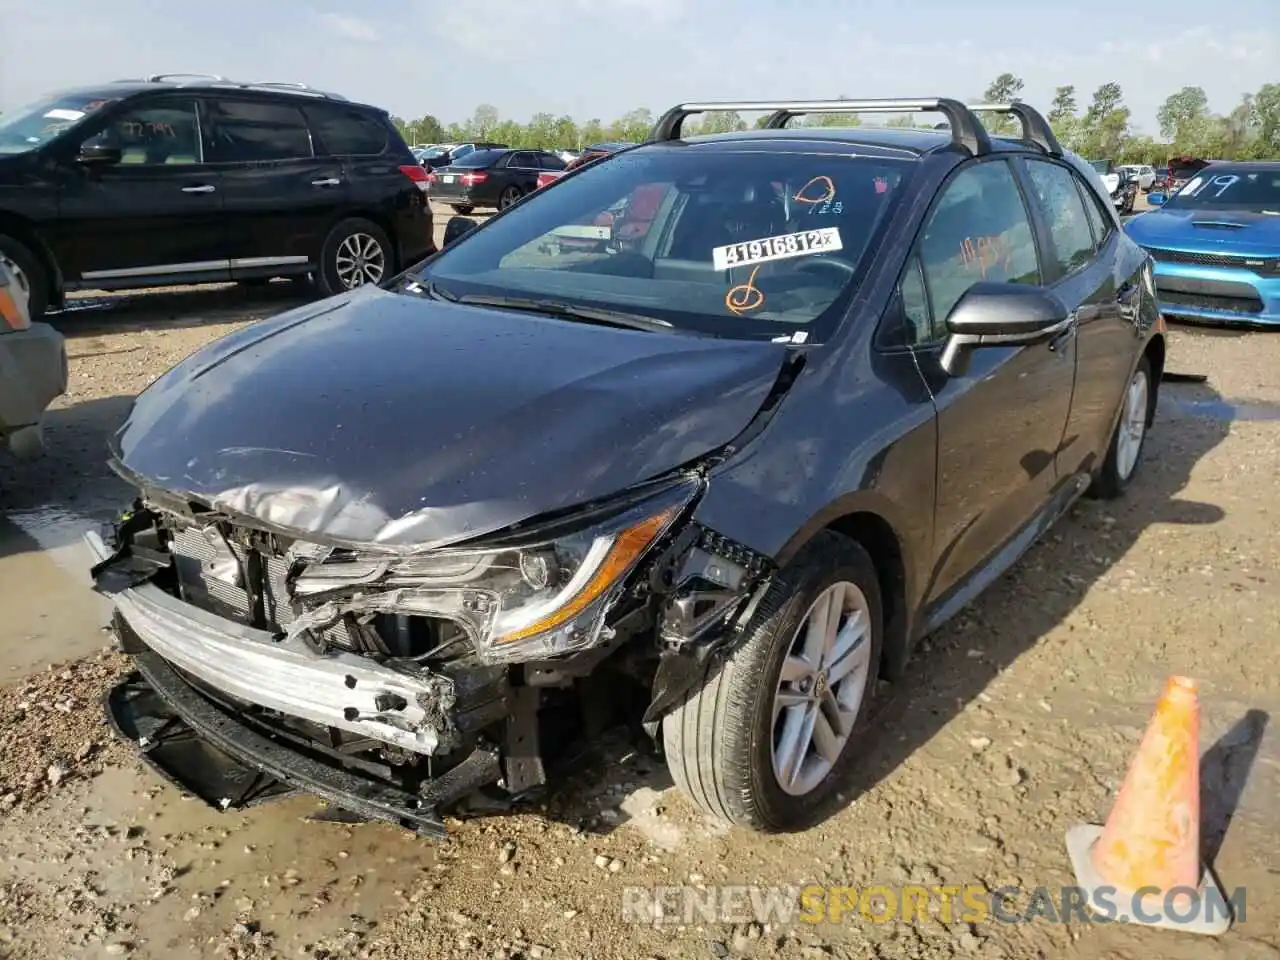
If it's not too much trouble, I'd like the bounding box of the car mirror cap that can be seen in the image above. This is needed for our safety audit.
[939,282,1072,376]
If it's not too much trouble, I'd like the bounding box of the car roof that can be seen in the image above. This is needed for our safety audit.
[46,77,382,113]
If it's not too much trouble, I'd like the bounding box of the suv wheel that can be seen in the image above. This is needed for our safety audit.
[1090,355,1152,499]
[316,218,392,297]
[498,186,522,211]
[0,236,47,320]
[662,530,883,832]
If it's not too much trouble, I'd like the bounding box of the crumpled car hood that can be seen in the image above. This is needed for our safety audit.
[111,287,791,552]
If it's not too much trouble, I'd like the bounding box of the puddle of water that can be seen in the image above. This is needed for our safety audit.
[1163,396,1280,422]
[3,504,105,581]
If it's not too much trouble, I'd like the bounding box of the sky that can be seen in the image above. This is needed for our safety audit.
[0,0,1275,136]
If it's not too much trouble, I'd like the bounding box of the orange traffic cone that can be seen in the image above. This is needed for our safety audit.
[1065,676,1232,935]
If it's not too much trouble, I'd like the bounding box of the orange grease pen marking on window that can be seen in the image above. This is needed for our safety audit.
[959,236,1012,279]
[725,265,765,315]
[793,176,836,205]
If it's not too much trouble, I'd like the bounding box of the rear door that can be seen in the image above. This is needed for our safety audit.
[505,152,544,194]
[902,158,1077,608]
[1019,157,1136,474]
[52,96,228,284]
[202,97,348,277]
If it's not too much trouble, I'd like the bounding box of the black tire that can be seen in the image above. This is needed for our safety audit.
[497,186,522,211]
[450,204,475,215]
[0,234,48,320]
[314,218,393,298]
[662,530,884,832]
[1089,354,1153,500]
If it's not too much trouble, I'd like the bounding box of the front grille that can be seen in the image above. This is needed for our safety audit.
[1147,248,1280,274]
[168,525,355,648]
[1157,290,1264,315]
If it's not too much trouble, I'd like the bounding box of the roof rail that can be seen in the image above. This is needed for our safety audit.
[966,102,1061,155]
[249,81,312,91]
[649,99,990,156]
[144,73,228,83]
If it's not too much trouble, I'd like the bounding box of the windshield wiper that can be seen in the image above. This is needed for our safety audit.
[399,277,460,302]
[455,294,674,333]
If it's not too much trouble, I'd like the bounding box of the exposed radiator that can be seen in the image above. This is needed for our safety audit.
[168,525,355,648]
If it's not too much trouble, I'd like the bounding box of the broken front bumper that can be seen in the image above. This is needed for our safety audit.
[86,530,504,835]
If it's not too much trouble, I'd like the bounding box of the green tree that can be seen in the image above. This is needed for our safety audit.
[1253,83,1280,156]
[609,108,653,143]
[469,104,500,139]
[1047,85,1082,151]
[981,73,1025,135]
[1080,82,1130,159]
[697,110,748,135]
[1156,86,1210,146]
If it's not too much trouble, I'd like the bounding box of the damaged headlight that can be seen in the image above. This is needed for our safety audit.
[291,478,699,663]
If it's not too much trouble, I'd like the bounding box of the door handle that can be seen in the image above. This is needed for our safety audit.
[311,178,341,187]
[182,184,216,194]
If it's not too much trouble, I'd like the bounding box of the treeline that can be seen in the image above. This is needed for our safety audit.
[392,74,1280,163]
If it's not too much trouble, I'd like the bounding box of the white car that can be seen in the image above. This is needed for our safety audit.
[1118,164,1156,191]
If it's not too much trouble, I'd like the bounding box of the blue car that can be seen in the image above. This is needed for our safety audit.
[1126,161,1280,326]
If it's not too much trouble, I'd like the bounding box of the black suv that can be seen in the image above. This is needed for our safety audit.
[0,74,435,317]
[90,98,1165,838]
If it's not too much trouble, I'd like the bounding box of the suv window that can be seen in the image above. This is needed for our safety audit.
[306,104,387,156]
[80,100,202,165]
[417,145,914,340]
[1024,160,1096,276]
[914,159,1039,337]
[206,99,312,162]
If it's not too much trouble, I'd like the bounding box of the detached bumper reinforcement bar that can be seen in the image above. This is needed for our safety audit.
[108,644,498,839]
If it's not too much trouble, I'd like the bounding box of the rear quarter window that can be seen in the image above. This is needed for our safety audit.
[306,104,389,156]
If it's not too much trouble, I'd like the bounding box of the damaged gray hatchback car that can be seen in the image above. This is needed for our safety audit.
[90,99,1166,837]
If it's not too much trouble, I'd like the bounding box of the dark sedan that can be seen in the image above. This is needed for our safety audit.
[428,148,567,213]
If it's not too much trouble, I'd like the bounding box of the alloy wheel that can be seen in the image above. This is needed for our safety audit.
[334,233,386,289]
[1116,368,1149,481]
[771,580,873,797]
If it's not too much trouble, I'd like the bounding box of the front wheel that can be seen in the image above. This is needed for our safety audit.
[662,530,883,832]
[315,218,392,297]
[1089,355,1152,500]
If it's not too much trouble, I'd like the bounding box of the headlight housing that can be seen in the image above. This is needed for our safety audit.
[292,478,700,663]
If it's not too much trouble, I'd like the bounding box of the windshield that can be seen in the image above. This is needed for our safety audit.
[0,93,117,155]
[413,142,915,341]
[1166,169,1280,210]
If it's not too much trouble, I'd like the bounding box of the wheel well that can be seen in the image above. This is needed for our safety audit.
[824,511,909,681]
[1143,335,1166,426]
[0,212,59,303]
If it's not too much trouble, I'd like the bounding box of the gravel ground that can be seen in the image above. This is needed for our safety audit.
[0,266,1277,960]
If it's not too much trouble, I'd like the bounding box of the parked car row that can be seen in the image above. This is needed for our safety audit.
[86,96,1169,839]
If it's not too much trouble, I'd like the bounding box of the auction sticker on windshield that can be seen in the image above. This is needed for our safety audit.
[713,227,842,271]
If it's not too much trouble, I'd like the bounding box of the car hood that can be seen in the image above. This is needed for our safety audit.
[1126,208,1280,255]
[111,287,791,552]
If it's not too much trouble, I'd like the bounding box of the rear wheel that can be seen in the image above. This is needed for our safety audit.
[662,531,883,832]
[1090,355,1152,500]
[315,218,392,297]
[0,235,48,320]
[498,186,522,211]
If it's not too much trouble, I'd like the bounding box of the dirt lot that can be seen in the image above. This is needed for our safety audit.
[0,201,1277,960]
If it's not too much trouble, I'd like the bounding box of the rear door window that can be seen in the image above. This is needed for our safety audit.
[206,99,313,162]
[1023,160,1098,277]
[305,104,388,156]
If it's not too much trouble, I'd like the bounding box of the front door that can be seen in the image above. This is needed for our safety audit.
[52,97,228,285]
[202,97,349,278]
[906,158,1076,607]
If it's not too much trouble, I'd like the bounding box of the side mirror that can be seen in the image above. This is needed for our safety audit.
[76,144,122,166]
[443,216,477,247]
[939,282,1072,377]
[1147,192,1167,206]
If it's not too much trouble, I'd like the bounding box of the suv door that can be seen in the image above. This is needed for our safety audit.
[1019,157,1137,475]
[202,97,348,279]
[893,158,1076,608]
[51,96,228,285]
